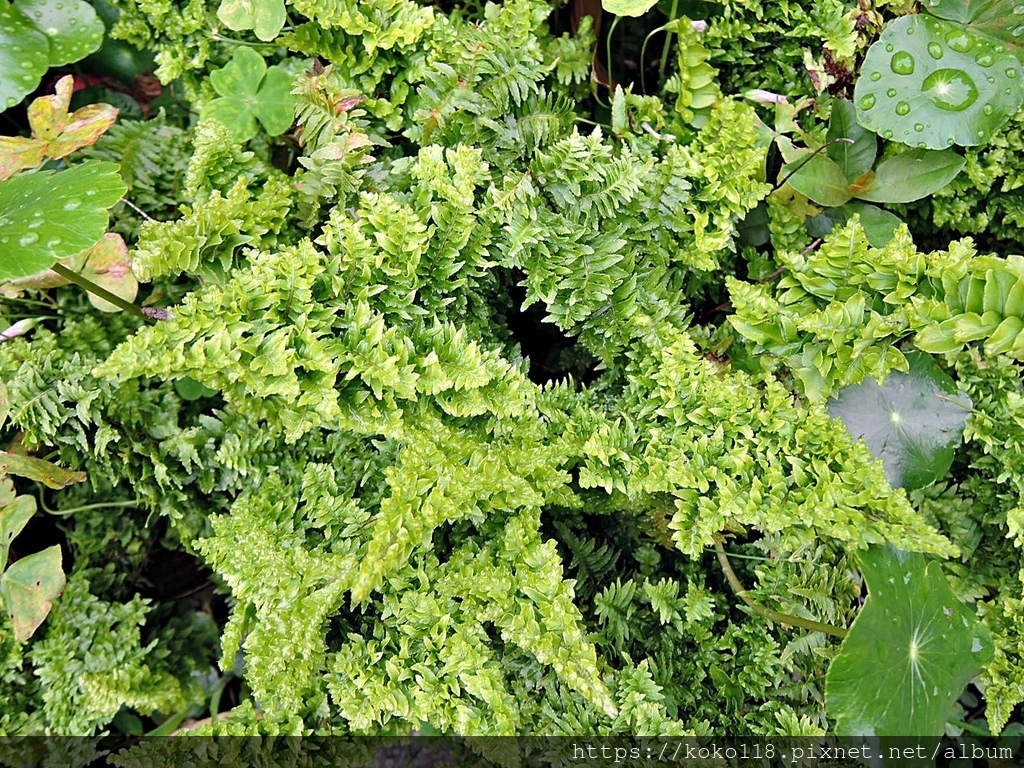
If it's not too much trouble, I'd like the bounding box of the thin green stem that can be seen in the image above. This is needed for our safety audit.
[658,0,679,86]
[36,492,141,517]
[49,262,153,324]
[714,541,848,638]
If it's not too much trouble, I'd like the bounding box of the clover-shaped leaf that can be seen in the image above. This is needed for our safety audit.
[217,0,286,42]
[14,0,104,68]
[205,47,296,142]
[827,350,972,491]
[855,15,1024,149]
[826,544,993,736]
[1,545,65,642]
[0,160,127,281]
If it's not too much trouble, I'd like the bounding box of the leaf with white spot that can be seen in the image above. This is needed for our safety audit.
[13,0,104,68]
[826,350,972,490]
[826,544,993,736]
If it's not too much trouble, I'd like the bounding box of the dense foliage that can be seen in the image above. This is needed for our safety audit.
[2,0,1024,744]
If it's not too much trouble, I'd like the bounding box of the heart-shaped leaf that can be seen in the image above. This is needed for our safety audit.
[855,147,966,203]
[924,0,1024,58]
[217,0,286,42]
[0,494,36,573]
[826,99,878,180]
[205,47,296,141]
[855,15,1024,149]
[602,0,659,16]
[14,0,104,68]
[0,545,65,642]
[0,160,127,282]
[781,152,853,207]
[826,544,993,736]
[0,3,49,112]
[826,350,972,490]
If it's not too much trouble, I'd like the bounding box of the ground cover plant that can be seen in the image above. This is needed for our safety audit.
[4,0,1024,748]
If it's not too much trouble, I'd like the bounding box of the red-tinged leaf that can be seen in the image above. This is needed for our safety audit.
[0,452,86,489]
[26,74,75,140]
[0,136,47,182]
[1,545,65,642]
[68,234,138,312]
[27,75,117,157]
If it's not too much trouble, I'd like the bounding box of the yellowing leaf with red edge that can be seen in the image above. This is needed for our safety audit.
[0,76,117,181]
[70,234,138,313]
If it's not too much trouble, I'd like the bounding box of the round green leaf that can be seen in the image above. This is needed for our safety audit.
[602,0,659,16]
[855,15,1024,149]
[0,544,65,642]
[826,350,972,490]
[217,0,286,42]
[0,160,127,281]
[14,0,104,68]
[0,3,49,112]
[826,544,993,736]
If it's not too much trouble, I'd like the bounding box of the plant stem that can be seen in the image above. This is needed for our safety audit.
[49,262,153,324]
[775,138,854,191]
[714,540,848,638]
[658,0,679,87]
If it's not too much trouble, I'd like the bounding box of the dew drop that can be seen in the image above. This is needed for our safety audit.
[85,189,96,196]
[1015,3,1024,12]
[978,129,986,137]
[859,94,876,110]
[988,76,996,83]
[28,220,42,229]
[928,42,944,60]
[948,137,955,145]
[923,68,979,112]
[946,30,975,52]
[918,141,927,147]
[1007,67,1019,78]
[1007,87,1014,95]
[46,237,62,248]
[983,104,994,115]
[914,123,924,132]
[63,199,82,211]
[895,101,911,115]
[883,129,893,139]
[976,52,995,67]
[891,51,916,75]
[887,87,897,97]
[885,43,895,53]
[1015,25,1024,37]
[44,26,58,35]
[5,97,15,108]
[18,232,39,247]
[33,210,43,217]
[870,71,882,81]
[906,24,915,35]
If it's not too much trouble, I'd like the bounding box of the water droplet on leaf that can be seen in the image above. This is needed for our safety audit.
[914,123,924,131]
[887,88,897,97]
[870,71,882,81]
[983,104,994,115]
[928,42,943,60]
[891,51,916,75]
[18,232,39,247]
[860,94,876,110]
[975,53,995,67]
[1007,67,1019,78]
[895,101,911,115]
[883,129,893,139]
[922,68,979,111]
[945,30,975,52]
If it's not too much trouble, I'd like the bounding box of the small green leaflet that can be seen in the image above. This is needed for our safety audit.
[0,160,127,281]
[205,47,296,142]
[602,0,659,16]
[217,0,286,42]
[826,544,993,736]
[826,350,972,490]
[1,545,65,642]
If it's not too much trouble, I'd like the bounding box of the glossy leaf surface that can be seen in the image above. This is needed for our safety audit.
[826,544,993,736]
[14,0,104,67]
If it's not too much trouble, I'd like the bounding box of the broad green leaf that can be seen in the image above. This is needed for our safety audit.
[826,350,972,490]
[206,47,296,141]
[603,0,659,16]
[0,3,49,113]
[807,203,904,248]
[0,545,65,642]
[174,377,219,401]
[0,453,86,489]
[0,478,14,508]
[0,160,127,281]
[826,544,993,736]
[924,0,1024,57]
[217,0,286,42]
[855,148,966,204]
[826,99,877,180]
[0,494,35,573]
[14,0,104,67]
[855,15,1023,149]
[781,152,852,207]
